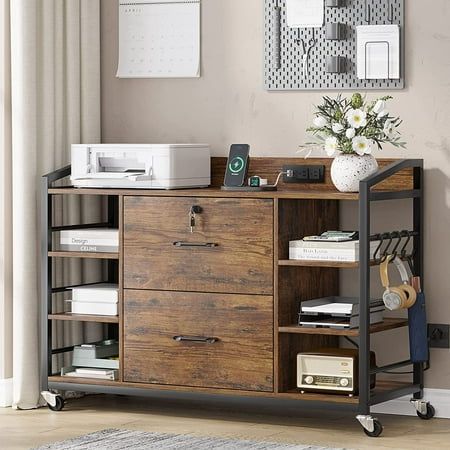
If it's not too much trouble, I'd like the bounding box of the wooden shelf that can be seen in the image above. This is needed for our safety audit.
[48,375,120,387]
[279,259,359,268]
[48,313,119,324]
[278,389,358,404]
[48,251,119,260]
[278,259,379,268]
[278,380,413,405]
[279,318,409,337]
[47,186,361,201]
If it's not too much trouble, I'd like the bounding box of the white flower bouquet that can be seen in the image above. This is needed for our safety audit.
[307,93,405,157]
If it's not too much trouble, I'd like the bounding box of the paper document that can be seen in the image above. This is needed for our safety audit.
[357,25,400,79]
[117,0,201,78]
[286,0,324,28]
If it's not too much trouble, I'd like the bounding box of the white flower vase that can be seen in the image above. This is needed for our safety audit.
[330,154,379,193]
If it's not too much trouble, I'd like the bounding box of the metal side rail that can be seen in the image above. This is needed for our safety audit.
[358,159,425,420]
[40,166,71,393]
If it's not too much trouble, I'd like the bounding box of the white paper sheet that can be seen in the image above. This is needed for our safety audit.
[286,0,324,28]
[356,25,400,80]
[117,0,200,78]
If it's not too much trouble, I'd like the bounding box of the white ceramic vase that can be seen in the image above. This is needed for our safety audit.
[330,154,379,193]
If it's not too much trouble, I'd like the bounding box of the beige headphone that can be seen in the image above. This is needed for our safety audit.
[379,255,417,311]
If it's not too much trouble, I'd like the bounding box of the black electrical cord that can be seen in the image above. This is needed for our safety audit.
[344,336,359,348]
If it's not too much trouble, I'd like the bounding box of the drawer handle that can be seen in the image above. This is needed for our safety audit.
[173,335,219,344]
[173,241,218,248]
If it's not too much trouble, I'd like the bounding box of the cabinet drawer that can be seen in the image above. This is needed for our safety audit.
[124,290,274,392]
[123,197,273,294]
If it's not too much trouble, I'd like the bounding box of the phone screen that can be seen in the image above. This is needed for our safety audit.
[223,144,250,187]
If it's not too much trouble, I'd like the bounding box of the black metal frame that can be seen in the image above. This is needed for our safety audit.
[41,160,426,418]
[41,166,71,391]
[41,166,120,390]
[358,159,424,414]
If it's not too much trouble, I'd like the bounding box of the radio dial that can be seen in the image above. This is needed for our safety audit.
[304,376,314,385]
[340,378,349,387]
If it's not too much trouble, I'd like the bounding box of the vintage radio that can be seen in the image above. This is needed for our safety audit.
[297,348,376,395]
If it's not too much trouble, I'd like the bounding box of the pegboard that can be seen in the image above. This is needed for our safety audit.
[264,0,405,91]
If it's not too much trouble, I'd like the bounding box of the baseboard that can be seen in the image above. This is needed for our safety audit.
[372,388,450,418]
[0,378,12,407]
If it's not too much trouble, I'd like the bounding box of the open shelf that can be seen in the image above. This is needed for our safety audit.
[48,251,119,260]
[48,375,120,387]
[278,260,378,268]
[48,313,119,324]
[279,318,409,337]
[279,380,415,405]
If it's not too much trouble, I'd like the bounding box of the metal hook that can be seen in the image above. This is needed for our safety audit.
[390,231,402,257]
[387,0,394,24]
[296,28,304,49]
[381,232,393,262]
[365,0,371,24]
[399,229,411,258]
[372,234,383,263]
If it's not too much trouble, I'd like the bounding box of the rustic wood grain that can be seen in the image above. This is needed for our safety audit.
[211,157,414,192]
[49,186,361,200]
[47,376,412,405]
[47,313,119,323]
[273,199,280,392]
[123,197,274,295]
[48,251,119,260]
[118,195,124,382]
[123,290,273,392]
[278,260,368,268]
[48,156,420,404]
[276,199,340,392]
[279,318,409,337]
[278,333,338,393]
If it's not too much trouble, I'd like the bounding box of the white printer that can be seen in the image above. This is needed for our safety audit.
[70,144,211,189]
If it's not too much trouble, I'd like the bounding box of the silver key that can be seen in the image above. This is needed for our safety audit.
[189,211,196,233]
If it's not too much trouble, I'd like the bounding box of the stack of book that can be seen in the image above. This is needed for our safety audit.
[58,228,119,252]
[289,238,380,262]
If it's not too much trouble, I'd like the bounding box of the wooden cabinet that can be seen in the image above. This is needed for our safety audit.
[123,196,274,295]
[44,157,423,435]
[123,290,273,391]
[123,195,275,391]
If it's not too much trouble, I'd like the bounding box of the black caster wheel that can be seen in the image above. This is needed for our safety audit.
[417,403,435,420]
[48,395,65,411]
[363,419,383,437]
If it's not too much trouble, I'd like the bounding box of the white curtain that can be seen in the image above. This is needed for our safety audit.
[0,0,101,409]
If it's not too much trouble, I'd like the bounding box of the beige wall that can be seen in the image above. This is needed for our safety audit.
[101,0,450,388]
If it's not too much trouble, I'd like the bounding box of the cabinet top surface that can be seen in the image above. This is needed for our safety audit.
[47,157,418,200]
[48,186,360,200]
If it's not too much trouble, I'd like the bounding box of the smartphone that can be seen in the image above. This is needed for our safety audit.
[223,144,250,187]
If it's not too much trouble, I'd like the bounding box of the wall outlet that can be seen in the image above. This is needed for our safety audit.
[283,165,325,183]
[428,324,450,349]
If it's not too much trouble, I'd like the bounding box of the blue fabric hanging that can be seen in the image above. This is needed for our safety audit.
[408,292,429,363]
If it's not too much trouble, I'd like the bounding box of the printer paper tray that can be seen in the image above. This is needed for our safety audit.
[71,178,210,190]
